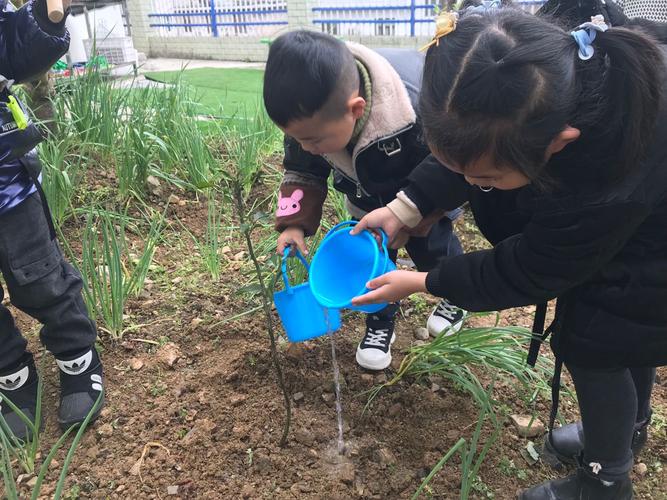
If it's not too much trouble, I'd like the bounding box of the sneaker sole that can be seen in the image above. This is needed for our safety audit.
[356,334,395,371]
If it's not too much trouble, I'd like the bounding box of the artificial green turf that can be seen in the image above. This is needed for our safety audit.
[145,67,265,117]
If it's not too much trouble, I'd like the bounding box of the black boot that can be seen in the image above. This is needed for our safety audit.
[519,467,633,500]
[542,417,650,468]
[0,352,40,441]
[56,347,104,430]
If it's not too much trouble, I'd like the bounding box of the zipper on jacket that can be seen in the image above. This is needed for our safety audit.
[322,155,369,198]
[323,123,415,200]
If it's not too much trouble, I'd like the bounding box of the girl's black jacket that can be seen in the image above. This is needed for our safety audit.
[402,49,667,369]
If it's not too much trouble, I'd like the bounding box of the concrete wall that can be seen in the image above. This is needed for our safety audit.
[147,36,270,62]
[127,0,433,62]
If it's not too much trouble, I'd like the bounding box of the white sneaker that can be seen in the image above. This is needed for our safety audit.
[356,319,396,371]
[427,299,466,338]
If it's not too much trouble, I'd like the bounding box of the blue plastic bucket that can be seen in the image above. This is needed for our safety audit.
[273,250,341,342]
[309,220,396,314]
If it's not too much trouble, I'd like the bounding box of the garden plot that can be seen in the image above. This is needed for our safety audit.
[1,69,666,499]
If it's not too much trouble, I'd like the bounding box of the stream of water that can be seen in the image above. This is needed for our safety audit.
[324,309,345,455]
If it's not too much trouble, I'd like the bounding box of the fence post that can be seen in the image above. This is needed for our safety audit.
[287,0,313,30]
[210,0,219,37]
[126,0,153,55]
[410,0,416,37]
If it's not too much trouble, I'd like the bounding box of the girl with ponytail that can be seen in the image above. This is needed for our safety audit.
[351,6,666,498]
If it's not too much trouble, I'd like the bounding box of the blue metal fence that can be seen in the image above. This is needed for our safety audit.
[149,0,288,37]
[312,1,545,38]
[148,0,546,39]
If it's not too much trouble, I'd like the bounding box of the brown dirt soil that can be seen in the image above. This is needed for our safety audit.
[5,183,667,500]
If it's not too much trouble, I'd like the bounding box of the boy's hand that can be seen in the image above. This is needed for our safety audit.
[277,227,307,256]
[351,270,428,305]
[350,207,406,245]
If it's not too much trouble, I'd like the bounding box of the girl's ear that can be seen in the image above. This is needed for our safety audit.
[349,96,366,119]
[547,125,581,156]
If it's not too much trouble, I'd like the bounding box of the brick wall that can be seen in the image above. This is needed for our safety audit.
[148,37,270,62]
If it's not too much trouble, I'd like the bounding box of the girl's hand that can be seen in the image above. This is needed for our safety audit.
[350,207,406,244]
[277,227,307,256]
[351,270,428,305]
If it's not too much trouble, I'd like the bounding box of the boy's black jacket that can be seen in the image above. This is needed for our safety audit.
[403,47,667,369]
[276,44,440,236]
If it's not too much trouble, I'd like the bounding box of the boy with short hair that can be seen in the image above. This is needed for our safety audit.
[263,30,465,370]
[0,0,104,438]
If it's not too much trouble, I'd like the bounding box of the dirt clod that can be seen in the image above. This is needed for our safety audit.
[157,342,182,369]
[635,463,648,477]
[338,462,356,485]
[241,484,254,498]
[294,428,316,447]
[285,343,305,362]
[388,403,402,417]
[414,327,430,341]
[16,474,31,485]
[97,423,114,438]
[511,415,545,438]
[375,448,397,467]
[129,358,144,371]
[230,394,247,407]
[183,418,217,445]
[322,393,335,404]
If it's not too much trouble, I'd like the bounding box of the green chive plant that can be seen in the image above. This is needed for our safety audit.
[366,314,554,430]
[0,385,104,500]
[181,189,226,280]
[412,386,502,500]
[38,135,87,228]
[71,209,163,339]
[221,105,281,201]
[54,69,128,149]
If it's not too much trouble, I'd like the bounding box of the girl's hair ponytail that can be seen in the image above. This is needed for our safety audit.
[593,27,664,173]
[420,8,665,186]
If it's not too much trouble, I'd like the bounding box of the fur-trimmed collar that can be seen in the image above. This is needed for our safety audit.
[322,42,417,181]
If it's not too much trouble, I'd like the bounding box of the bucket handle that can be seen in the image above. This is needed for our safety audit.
[281,247,309,294]
[323,220,391,260]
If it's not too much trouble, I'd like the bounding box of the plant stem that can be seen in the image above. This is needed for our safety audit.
[232,182,291,447]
